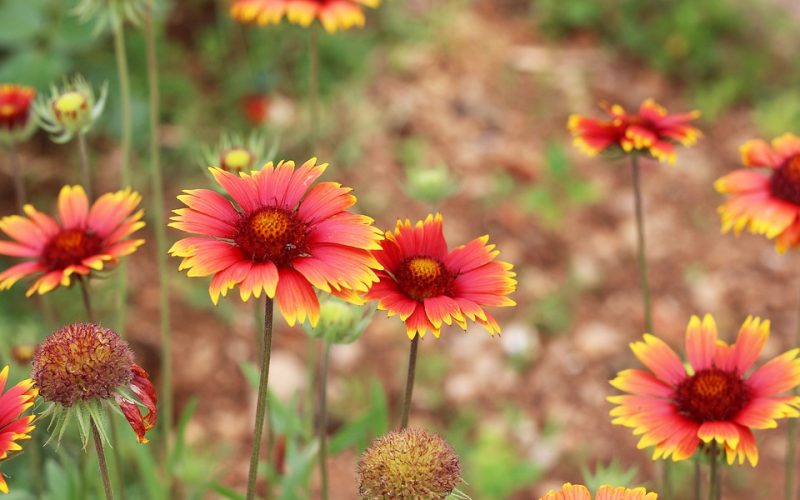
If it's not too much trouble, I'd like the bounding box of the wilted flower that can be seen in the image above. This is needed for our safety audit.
[609,314,800,465]
[539,483,657,500]
[0,84,37,145]
[357,428,461,499]
[0,185,144,296]
[303,297,373,344]
[35,76,107,143]
[0,366,37,494]
[715,133,800,252]
[365,213,516,338]
[169,159,383,326]
[231,0,380,33]
[32,323,157,445]
[200,131,270,174]
[568,99,701,164]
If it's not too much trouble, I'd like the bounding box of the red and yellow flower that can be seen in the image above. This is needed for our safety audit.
[609,314,800,466]
[568,99,701,164]
[169,159,383,327]
[0,366,37,494]
[0,186,144,297]
[715,133,800,252]
[231,0,380,33]
[0,84,37,144]
[539,483,657,500]
[364,213,516,339]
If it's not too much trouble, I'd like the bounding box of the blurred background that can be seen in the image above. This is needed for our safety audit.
[1,0,800,498]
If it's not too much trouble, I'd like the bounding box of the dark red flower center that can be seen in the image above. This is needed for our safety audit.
[674,368,750,422]
[234,207,309,265]
[43,229,103,270]
[770,155,800,205]
[395,257,453,301]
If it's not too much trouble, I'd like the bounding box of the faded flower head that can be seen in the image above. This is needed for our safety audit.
[0,84,37,145]
[303,297,373,344]
[357,428,461,499]
[35,75,107,143]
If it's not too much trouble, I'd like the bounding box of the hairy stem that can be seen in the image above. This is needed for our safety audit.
[400,336,419,430]
[92,418,114,500]
[246,298,275,500]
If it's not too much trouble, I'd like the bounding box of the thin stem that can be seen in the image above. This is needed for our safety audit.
[92,417,114,500]
[789,275,800,500]
[77,132,92,199]
[317,341,332,500]
[694,453,701,500]
[708,443,720,500]
[9,144,25,213]
[30,431,44,498]
[246,298,275,500]
[309,24,320,150]
[400,336,419,429]
[630,153,653,333]
[144,0,173,459]
[108,411,127,500]
[78,276,96,323]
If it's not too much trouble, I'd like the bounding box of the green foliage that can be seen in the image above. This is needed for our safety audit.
[464,427,542,498]
[580,458,639,494]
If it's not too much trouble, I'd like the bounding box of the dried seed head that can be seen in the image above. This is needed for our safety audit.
[32,323,134,406]
[357,428,461,499]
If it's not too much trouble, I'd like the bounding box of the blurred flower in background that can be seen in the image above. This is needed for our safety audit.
[539,483,657,500]
[715,133,800,253]
[0,84,37,145]
[0,366,37,494]
[568,99,701,164]
[34,76,107,144]
[0,186,144,296]
[231,0,381,33]
[609,314,800,466]
[200,131,272,174]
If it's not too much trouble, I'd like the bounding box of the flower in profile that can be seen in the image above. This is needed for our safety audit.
[169,159,383,326]
[35,75,107,143]
[32,323,157,445]
[539,483,657,500]
[609,314,800,466]
[200,131,270,174]
[0,84,37,145]
[0,366,37,494]
[231,0,380,33]
[715,133,800,253]
[568,99,701,164]
[357,428,461,499]
[0,185,145,297]
[365,213,516,339]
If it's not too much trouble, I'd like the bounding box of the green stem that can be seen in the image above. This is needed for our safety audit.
[694,453,701,500]
[144,0,173,461]
[9,144,25,213]
[78,276,96,324]
[92,417,114,500]
[630,153,653,333]
[246,298,275,500]
[400,336,419,429]
[309,25,320,150]
[708,443,720,500]
[77,132,92,199]
[317,341,331,500]
[108,416,127,500]
[30,431,43,499]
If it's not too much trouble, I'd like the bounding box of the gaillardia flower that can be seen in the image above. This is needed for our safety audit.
[0,185,144,296]
[200,131,268,174]
[32,323,157,444]
[0,84,37,145]
[169,159,383,326]
[34,75,107,144]
[0,366,37,494]
[715,133,800,252]
[231,0,380,33]
[568,99,701,164]
[609,315,800,466]
[357,428,461,500]
[539,483,657,500]
[365,213,516,339]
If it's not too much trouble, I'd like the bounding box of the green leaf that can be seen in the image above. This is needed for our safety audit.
[0,50,68,89]
[168,396,200,472]
[0,0,47,47]
[210,483,245,500]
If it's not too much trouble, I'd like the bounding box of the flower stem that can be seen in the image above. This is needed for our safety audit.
[400,336,419,429]
[92,417,114,500]
[78,276,96,323]
[77,132,92,199]
[630,153,653,333]
[309,24,320,150]
[8,144,25,213]
[144,0,173,460]
[708,443,720,500]
[788,277,800,500]
[317,341,332,500]
[246,297,275,500]
[694,453,701,500]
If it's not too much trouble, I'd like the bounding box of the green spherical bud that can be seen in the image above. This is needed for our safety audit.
[304,298,371,344]
[357,428,461,499]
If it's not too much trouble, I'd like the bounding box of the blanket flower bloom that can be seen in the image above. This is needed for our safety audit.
[0,84,37,145]
[0,186,144,297]
[231,0,380,33]
[364,213,516,339]
[609,314,800,466]
[715,133,800,252]
[568,99,701,164]
[169,158,383,327]
[32,323,157,445]
[539,483,658,500]
[0,366,37,494]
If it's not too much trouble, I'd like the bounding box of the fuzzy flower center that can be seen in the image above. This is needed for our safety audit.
[43,229,103,270]
[396,257,453,301]
[674,368,750,422]
[32,323,134,407]
[235,207,309,265]
[770,155,800,205]
[221,148,254,172]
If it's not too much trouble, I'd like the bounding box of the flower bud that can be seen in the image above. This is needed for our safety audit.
[303,298,372,344]
[0,84,37,145]
[221,147,256,173]
[35,75,107,144]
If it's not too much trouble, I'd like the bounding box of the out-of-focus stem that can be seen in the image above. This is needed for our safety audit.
[77,132,92,199]
[309,25,320,149]
[317,341,332,500]
[9,144,25,212]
